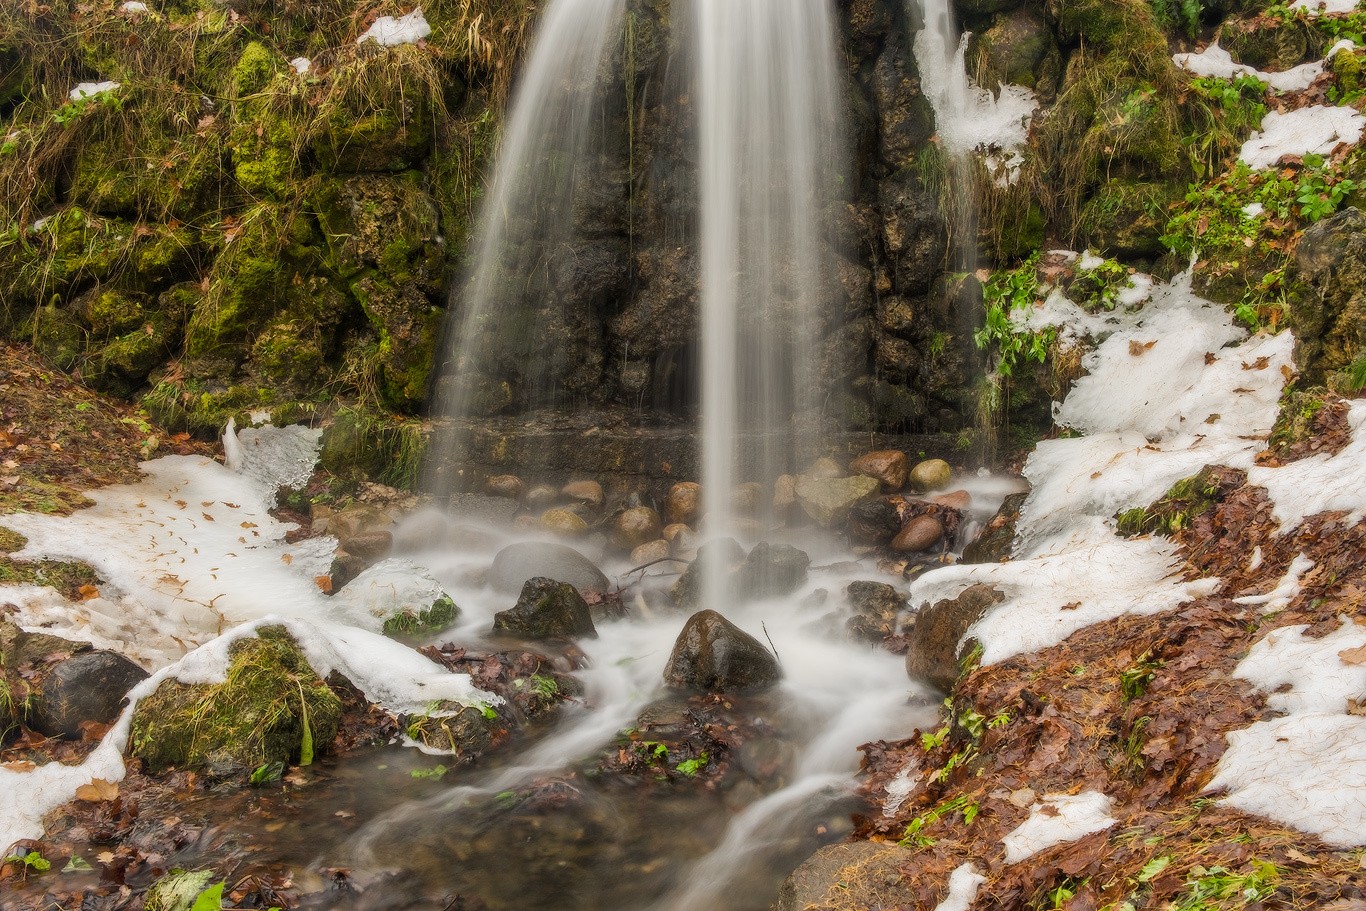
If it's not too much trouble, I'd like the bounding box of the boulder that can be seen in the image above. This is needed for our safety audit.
[664,482,702,526]
[525,484,560,509]
[31,651,149,738]
[630,539,671,565]
[492,577,598,641]
[845,581,906,644]
[891,515,945,553]
[805,457,844,479]
[610,506,663,551]
[932,489,973,511]
[733,542,810,600]
[669,537,748,608]
[794,475,880,527]
[904,584,1003,691]
[1288,207,1366,386]
[662,610,781,692]
[488,541,609,595]
[342,530,393,562]
[909,458,953,492]
[849,449,908,492]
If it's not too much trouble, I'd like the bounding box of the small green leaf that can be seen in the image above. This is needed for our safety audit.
[189,882,225,911]
[62,856,93,873]
[1138,854,1171,882]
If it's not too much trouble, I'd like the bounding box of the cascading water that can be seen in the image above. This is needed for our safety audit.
[695,0,846,606]
[426,0,627,496]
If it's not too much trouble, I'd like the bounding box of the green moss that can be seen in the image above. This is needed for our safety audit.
[229,114,298,201]
[25,304,85,371]
[319,407,429,489]
[130,625,341,773]
[403,700,501,763]
[0,554,101,600]
[1266,387,1332,457]
[0,527,26,553]
[233,41,281,97]
[80,289,146,336]
[1076,179,1186,259]
[382,594,460,637]
[88,312,176,396]
[1115,466,1228,538]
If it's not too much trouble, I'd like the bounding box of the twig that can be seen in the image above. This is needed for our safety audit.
[762,621,781,662]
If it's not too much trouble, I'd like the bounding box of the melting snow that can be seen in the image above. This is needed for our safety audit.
[1174,40,1355,93]
[69,81,119,101]
[357,9,432,46]
[1208,618,1366,846]
[1231,552,1314,612]
[1292,0,1361,13]
[881,757,921,817]
[290,57,312,75]
[119,1,149,11]
[1248,400,1366,530]
[1240,105,1366,169]
[933,863,986,911]
[1002,791,1117,863]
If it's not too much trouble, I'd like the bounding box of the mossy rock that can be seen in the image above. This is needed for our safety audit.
[319,407,428,489]
[78,287,147,337]
[312,172,444,285]
[25,304,86,372]
[87,311,178,396]
[350,274,443,410]
[1046,0,1166,51]
[403,701,504,763]
[129,626,342,773]
[1,208,136,308]
[968,6,1059,94]
[312,45,439,174]
[71,131,224,221]
[1218,14,1323,70]
[1076,179,1185,259]
[382,594,459,638]
[1287,207,1366,384]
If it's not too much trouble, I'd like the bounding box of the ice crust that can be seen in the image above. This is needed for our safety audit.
[932,863,986,911]
[1240,105,1366,169]
[356,9,432,46]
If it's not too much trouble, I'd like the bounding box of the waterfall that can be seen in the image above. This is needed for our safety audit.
[426,0,627,496]
[695,0,846,600]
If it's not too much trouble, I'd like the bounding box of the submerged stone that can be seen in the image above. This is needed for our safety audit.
[733,542,810,600]
[663,610,781,693]
[493,577,598,641]
[845,580,906,644]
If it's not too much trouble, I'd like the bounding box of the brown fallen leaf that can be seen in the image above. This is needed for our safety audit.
[281,553,293,565]
[74,778,120,802]
[77,584,100,601]
[1129,339,1157,356]
[315,575,333,594]
[1,760,36,772]
[1338,644,1366,666]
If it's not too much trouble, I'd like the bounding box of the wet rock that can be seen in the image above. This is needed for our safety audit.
[541,508,590,537]
[805,456,844,479]
[488,541,609,595]
[845,581,906,645]
[733,542,810,600]
[562,480,605,511]
[932,489,973,511]
[403,704,503,764]
[663,610,781,692]
[493,577,598,641]
[891,515,945,553]
[630,539,672,566]
[343,530,393,562]
[611,506,663,551]
[905,584,1003,691]
[909,458,953,492]
[848,498,903,544]
[31,650,148,738]
[663,522,695,551]
[849,449,908,492]
[665,482,702,525]
[669,538,748,608]
[484,474,525,499]
[774,842,917,911]
[773,473,797,510]
[962,491,1027,563]
[525,484,560,509]
[731,482,764,516]
[321,503,392,541]
[332,559,460,636]
[795,475,880,527]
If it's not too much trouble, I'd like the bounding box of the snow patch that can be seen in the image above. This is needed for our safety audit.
[1291,0,1361,13]
[933,863,986,911]
[119,1,149,12]
[1248,400,1366,531]
[1174,40,1354,93]
[1240,105,1366,169]
[357,9,432,46]
[290,57,311,75]
[1231,553,1314,612]
[69,81,119,101]
[1208,618,1366,847]
[1002,791,1117,864]
[882,757,921,817]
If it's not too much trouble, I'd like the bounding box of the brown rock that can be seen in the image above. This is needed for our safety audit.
[664,482,702,525]
[343,530,393,562]
[664,524,699,559]
[541,508,589,537]
[525,484,560,509]
[773,474,797,510]
[909,458,953,492]
[630,539,672,565]
[731,482,764,516]
[891,515,944,553]
[849,449,909,492]
[484,474,524,499]
[562,480,605,511]
[932,489,972,510]
[611,506,663,550]
[805,456,844,479]
[905,584,1003,691]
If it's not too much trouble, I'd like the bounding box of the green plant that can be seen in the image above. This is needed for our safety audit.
[898,796,979,848]
[676,754,709,777]
[411,764,450,780]
[974,252,1055,380]
[249,761,284,785]
[1120,651,1162,701]
[1137,854,1172,883]
[1152,0,1207,38]
[3,850,51,875]
[1174,861,1279,910]
[1069,254,1133,312]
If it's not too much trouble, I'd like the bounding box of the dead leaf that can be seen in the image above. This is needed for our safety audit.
[1285,847,1319,865]
[201,513,215,522]
[315,575,333,594]
[1338,644,1366,666]
[74,778,120,802]
[1,760,36,772]
[77,584,100,601]
[1241,356,1270,370]
[281,553,293,565]
[1128,340,1156,356]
